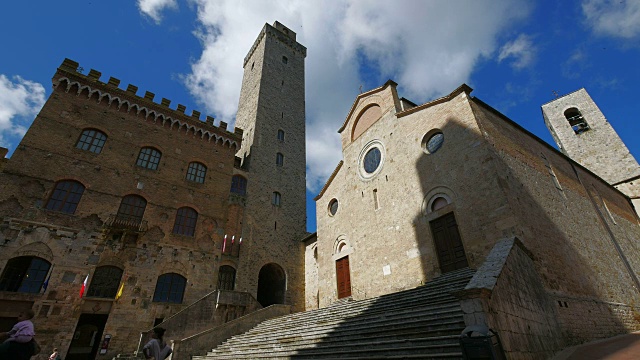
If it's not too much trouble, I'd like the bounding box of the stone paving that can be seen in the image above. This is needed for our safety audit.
[555,332,640,360]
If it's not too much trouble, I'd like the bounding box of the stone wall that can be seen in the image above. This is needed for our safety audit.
[457,237,564,360]
[136,289,262,353]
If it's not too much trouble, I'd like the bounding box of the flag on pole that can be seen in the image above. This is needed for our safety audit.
[115,279,125,300]
[222,234,227,253]
[41,265,54,293]
[79,273,89,298]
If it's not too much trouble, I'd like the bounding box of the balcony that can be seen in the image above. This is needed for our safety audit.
[103,214,148,233]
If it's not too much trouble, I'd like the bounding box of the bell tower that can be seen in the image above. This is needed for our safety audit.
[542,88,640,212]
[234,21,307,310]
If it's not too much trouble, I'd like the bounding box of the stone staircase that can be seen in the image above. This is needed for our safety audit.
[193,268,475,359]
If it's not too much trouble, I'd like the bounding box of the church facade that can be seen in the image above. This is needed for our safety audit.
[309,81,640,355]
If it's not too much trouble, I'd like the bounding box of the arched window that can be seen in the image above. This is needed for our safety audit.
[86,266,123,298]
[173,207,198,236]
[153,273,186,303]
[116,195,147,227]
[45,180,85,214]
[186,162,207,183]
[277,129,285,141]
[231,175,247,196]
[564,108,590,134]
[276,153,284,167]
[136,147,162,170]
[0,256,51,293]
[76,129,107,154]
[218,266,236,291]
[272,192,281,206]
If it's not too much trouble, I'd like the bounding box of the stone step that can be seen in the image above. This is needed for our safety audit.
[202,341,463,359]
[192,268,474,360]
[212,333,461,356]
[256,281,469,328]
[219,317,465,352]
[238,302,462,338]
[224,309,464,347]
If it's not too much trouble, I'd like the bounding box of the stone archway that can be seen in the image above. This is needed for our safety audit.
[256,263,286,307]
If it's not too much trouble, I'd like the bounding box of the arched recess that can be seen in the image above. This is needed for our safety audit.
[422,186,456,218]
[351,104,382,141]
[256,263,286,307]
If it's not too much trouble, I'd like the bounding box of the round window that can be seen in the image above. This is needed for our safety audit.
[422,131,444,154]
[363,147,381,174]
[358,140,385,180]
[328,199,339,216]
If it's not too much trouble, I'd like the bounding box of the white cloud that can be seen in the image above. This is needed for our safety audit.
[582,0,640,39]
[498,34,536,69]
[137,0,178,24]
[145,0,531,192]
[0,75,46,149]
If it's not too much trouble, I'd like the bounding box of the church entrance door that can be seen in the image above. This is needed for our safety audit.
[336,256,351,298]
[430,212,468,273]
[256,263,286,307]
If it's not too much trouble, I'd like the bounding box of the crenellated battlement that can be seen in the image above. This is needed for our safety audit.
[243,22,307,67]
[55,58,243,149]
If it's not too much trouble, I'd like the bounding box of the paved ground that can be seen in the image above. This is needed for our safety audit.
[555,332,640,360]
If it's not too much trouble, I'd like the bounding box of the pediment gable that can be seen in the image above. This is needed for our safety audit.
[338,80,401,149]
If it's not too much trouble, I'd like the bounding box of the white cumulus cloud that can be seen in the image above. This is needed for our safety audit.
[141,0,531,192]
[0,75,46,149]
[582,0,640,39]
[138,0,178,24]
[498,34,536,69]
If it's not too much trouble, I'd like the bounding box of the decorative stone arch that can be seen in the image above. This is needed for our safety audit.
[332,234,353,261]
[156,260,189,279]
[422,186,456,220]
[12,241,54,262]
[256,263,287,307]
[95,255,126,270]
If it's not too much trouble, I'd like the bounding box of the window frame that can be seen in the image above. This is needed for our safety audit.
[136,147,162,170]
[218,266,236,291]
[45,180,86,214]
[153,273,187,303]
[276,152,284,167]
[86,266,123,299]
[186,162,207,183]
[116,195,147,224]
[231,175,248,196]
[76,129,107,154]
[0,256,51,294]
[173,207,198,237]
[277,129,285,142]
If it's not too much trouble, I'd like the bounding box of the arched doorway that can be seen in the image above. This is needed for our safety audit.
[256,263,286,307]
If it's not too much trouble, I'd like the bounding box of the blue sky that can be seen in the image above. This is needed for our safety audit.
[1,0,639,233]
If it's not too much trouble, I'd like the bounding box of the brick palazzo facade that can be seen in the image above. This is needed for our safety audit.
[0,21,307,360]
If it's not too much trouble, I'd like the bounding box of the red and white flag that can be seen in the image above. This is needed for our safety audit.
[79,273,89,298]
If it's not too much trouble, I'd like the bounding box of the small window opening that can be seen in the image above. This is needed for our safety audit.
[251,62,255,70]
[274,221,277,230]
[564,108,590,134]
[272,192,281,206]
[276,153,284,167]
[373,189,379,210]
[282,56,288,64]
[277,129,285,142]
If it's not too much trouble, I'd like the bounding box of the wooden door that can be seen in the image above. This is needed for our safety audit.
[430,212,469,273]
[336,256,352,299]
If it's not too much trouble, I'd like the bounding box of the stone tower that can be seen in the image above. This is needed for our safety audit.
[234,21,307,310]
[542,88,640,211]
